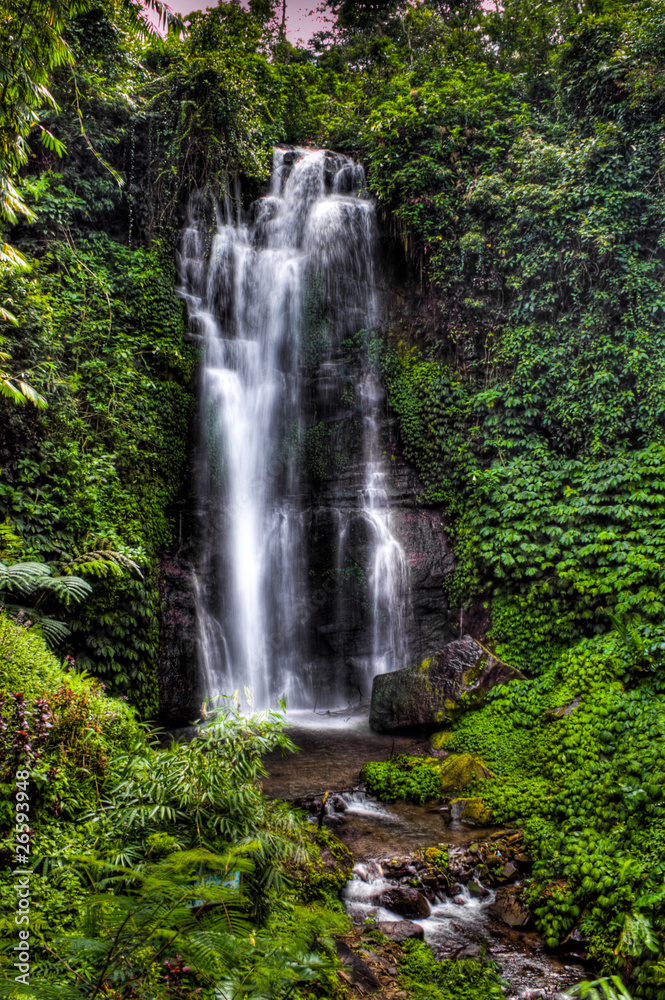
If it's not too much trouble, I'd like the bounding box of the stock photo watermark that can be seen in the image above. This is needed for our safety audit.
[13,767,32,986]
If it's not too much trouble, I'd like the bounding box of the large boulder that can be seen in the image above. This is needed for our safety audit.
[369,636,524,733]
[371,887,430,919]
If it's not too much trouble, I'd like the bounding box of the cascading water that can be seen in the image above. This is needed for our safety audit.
[178,147,412,710]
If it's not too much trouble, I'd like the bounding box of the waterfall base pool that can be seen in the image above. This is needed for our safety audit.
[263,715,494,858]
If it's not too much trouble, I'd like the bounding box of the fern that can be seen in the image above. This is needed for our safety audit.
[0,561,51,595]
[0,560,91,643]
[62,535,143,580]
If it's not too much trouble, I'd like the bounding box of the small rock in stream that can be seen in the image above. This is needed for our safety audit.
[467,879,490,898]
[489,886,532,929]
[374,920,425,942]
[501,862,518,880]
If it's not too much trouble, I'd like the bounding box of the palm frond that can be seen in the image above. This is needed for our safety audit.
[120,0,185,35]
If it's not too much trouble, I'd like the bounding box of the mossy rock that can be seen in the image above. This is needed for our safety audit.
[431,731,452,750]
[292,827,353,905]
[450,797,492,825]
[369,636,525,734]
[438,753,493,792]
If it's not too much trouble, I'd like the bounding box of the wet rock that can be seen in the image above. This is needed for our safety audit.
[366,861,384,882]
[332,795,348,812]
[157,552,202,723]
[389,867,414,880]
[354,863,370,882]
[450,797,492,825]
[559,925,588,959]
[336,940,380,993]
[375,920,425,942]
[467,879,490,899]
[501,862,518,879]
[563,926,587,947]
[489,886,532,929]
[452,895,466,905]
[370,636,525,733]
[372,887,430,919]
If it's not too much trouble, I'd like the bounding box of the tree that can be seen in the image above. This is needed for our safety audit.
[324,0,402,37]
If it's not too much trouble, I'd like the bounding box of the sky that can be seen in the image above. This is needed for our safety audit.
[165,0,328,42]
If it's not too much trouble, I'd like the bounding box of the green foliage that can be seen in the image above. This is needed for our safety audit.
[0,612,68,695]
[0,850,345,1000]
[312,1,665,662]
[568,978,634,1000]
[457,445,665,640]
[362,753,492,804]
[439,628,665,982]
[398,938,505,1000]
[361,754,443,803]
[0,689,347,1000]
[0,230,194,711]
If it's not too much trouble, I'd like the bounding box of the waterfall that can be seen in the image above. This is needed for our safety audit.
[178,147,412,711]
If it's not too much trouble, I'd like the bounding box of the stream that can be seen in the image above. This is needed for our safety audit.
[264,715,589,1000]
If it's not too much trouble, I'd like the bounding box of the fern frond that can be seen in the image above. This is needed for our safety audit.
[0,561,51,595]
[0,379,26,404]
[39,574,92,605]
[62,536,144,579]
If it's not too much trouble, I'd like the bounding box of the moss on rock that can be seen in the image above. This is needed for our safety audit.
[291,827,354,907]
[439,753,494,792]
[450,797,492,825]
[431,731,451,749]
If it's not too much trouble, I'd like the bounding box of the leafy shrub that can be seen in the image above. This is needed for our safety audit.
[440,629,665,978]
[0,612,65,695]
[361,755,444,803]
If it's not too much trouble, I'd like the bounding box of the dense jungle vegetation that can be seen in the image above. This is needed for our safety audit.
[3,0,665,996]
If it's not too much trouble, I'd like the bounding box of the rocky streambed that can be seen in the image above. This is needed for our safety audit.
[264,719,591,999]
